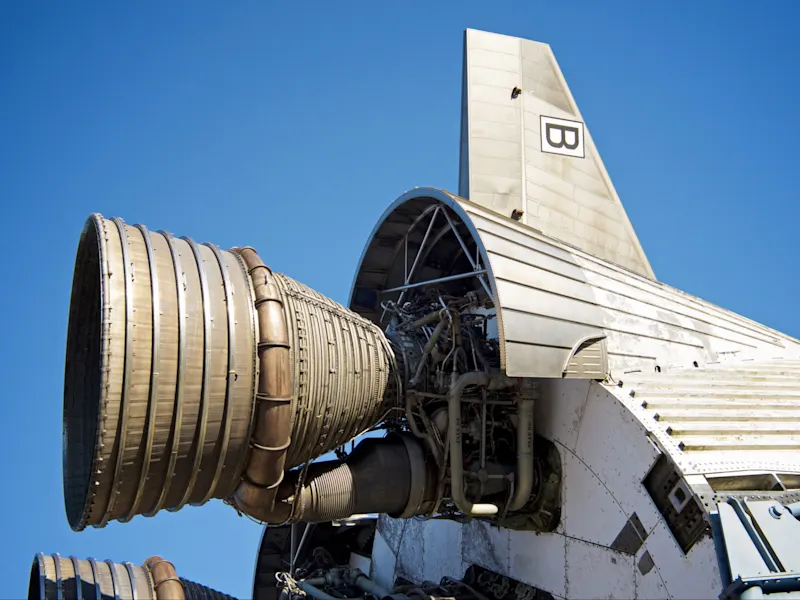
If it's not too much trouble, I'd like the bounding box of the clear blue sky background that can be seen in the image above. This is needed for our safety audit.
[2,2,798,598]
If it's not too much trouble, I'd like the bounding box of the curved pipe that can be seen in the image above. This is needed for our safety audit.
[508,397,534,511]
[29,554,234,600]
[447,372,497,516]
[145,556,186,600]
[243,435,435,524]
[232,247,293,519]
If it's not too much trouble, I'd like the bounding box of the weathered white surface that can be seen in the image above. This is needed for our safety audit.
[372,378,732,599]
[370,531,396,590]
[533,379,591,451]
[509,530,566,598]
[565,538,635,599]
[562,449,629,546]
[422,519,468,584]
[611,356,800,479]
[459,29,653,277]
[575,385,663,534]
[641,523,721,600]
[455,195,800,379]
[462,519,510,576]
[635,546,670,600]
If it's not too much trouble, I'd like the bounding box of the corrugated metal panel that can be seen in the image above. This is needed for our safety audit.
[609,357,800,478]
[564,337,608,379]
[458,29,654,278]
[455,194,800,378]
[350,188,800,380]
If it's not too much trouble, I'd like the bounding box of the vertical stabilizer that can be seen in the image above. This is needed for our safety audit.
[459,29,654,278]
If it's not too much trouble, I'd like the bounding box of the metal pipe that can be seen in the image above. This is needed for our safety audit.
[352,572,391,599]
[232,247,293,519]
[480,389,487,469]
[245,435,435,524]
[410,315,447,386]
[447,372,497,516]
[507,397,534,511]
[404,208,440,285]
[289,523,297,576]
[379,270,488,295]
[145,556,186,600]
[291,523,315,577]
[299,581,360,600]
[405,310,441,330]
[404,391,443,470]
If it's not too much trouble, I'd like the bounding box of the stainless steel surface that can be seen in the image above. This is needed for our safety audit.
[63,215,258,530]
[273,271,397,468]
[64,214,400,529]
[350,188,800,379]
[29,553,236,600]
[458,29,654,278]
[30,554,155,600]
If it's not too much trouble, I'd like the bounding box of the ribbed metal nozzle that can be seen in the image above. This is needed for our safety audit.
[63,214,399,530]
[63,215,259,530]
[29,553,236,600]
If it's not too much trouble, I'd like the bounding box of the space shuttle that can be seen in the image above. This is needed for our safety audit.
[30,29,800,600]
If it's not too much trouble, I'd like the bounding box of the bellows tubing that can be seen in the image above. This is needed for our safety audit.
[29,553,235,600]
[64,215,397,530]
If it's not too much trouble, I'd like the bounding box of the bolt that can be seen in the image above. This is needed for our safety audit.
[769,505,783,519]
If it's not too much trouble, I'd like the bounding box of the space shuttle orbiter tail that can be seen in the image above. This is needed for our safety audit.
[458,28,654,279]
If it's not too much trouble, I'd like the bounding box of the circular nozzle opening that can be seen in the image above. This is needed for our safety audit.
[28,555,43,600]
[63,216,103,530]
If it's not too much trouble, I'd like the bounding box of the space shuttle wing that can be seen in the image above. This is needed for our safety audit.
[459,29,654,279]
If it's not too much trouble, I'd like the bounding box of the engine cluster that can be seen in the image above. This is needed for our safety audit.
[380,287,536,519]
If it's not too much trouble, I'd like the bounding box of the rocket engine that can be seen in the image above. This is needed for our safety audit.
[63,213,552,533]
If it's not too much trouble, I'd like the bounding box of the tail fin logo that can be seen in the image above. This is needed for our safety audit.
[541,115,585,158]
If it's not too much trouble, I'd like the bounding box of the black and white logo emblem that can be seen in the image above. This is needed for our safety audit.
[540,115,585,158]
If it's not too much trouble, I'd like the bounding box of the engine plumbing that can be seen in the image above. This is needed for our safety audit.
[382,287,537,518]
[62,210,555,533]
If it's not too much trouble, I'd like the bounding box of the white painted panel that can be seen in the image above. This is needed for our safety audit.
[562,447,629,546]
[395,517,425,582]
[489,251,772,351]
[643,523,722,600]
[470,118,521,143]
[464,203,791,348]
[634,546,669,600]
[470,136,520,161]
[370,531,397,591]
[461,519,510,576]
[500,311,601,349]
[469,101,518,125]
[504,341,572,378]
[535,379,591,451]
[565,538,635,599]
[508,531,567,598]
[470,155,522,179]
[376,515,404,553]
[469,65,520,89]
[526,164,577,199]
[470,83,519,107]
[576,385,663,534]
[423,519,468,583]
[472,174,521,196]
[468,48,520,73]
[467,29,520,55]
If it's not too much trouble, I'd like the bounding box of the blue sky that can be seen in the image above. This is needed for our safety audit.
[2,1,799,597]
